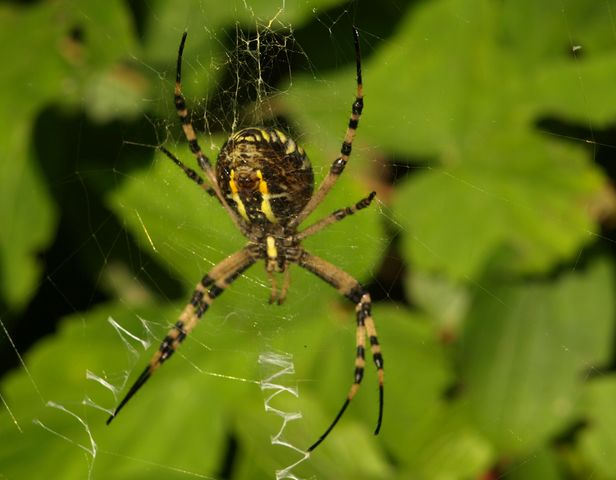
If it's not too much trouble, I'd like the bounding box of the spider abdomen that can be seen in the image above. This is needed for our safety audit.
[216,127,314,225]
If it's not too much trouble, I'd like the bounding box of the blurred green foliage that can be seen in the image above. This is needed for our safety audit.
[1,0,616,479]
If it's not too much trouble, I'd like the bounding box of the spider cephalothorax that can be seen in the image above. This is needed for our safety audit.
[107,28,384,454]
[216,127,314,225]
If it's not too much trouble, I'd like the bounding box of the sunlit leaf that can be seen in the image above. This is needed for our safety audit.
[460,258,614,453]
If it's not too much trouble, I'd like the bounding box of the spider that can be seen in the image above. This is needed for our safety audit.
[107,27,384,452]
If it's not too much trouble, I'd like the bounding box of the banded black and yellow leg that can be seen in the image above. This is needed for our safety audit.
[106,248,256,425]
[288,26,364,230]
[174,32,247,234]
[297,250,384,452]
[357,292,384,433]
[354,292,385,435]
[295,191,376,242]
[158,146,216,198]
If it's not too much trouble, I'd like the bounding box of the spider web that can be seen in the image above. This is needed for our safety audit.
[2,1,616,479]
[121,10,360,480]
[2,3,390,479]
[110,9,388,478]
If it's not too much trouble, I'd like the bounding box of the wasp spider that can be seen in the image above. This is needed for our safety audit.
[107,27,384,452]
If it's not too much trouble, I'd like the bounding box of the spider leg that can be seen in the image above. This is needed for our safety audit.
[288,27,364,229]
[106,248,256,425]
[267,269,278,304]
[296,250,384,452]
[277,268,291,305]
[174,32,248,234]
[266,263,292,305]
[266,267,292,305]
[158,146,216,198]
[295,191,376,242]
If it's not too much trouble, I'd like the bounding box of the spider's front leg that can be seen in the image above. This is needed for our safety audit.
[288,27,364,230]
[297,250,384,452]
[173,31,249,236]
[106,248,256,424]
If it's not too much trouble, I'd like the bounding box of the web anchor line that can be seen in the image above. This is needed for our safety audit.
[259,352,310,480]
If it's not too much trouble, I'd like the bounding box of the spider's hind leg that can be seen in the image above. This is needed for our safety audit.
[106,248,256,424]
[296,250,384,452]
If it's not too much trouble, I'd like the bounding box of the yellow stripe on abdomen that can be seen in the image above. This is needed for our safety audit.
[256,170,278,223]
[229,170,249,221]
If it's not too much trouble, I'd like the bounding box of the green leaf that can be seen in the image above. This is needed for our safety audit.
[396,131,601,279]
[503,447,562,480]
[460,258,615,453]
[0,0,136,310]
[0,303,223,478]
[284,0,611,281]
[3,1,616,478]
[300,304,493,479]
[578,377,616,480]
[0,135,388,478]
[407,271,471,335]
